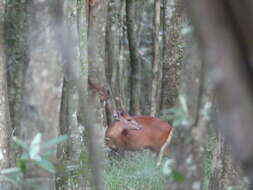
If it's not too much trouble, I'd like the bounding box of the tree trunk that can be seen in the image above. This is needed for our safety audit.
[17,0,65,189]
[167,30,205,190]
[53,0,105,189]
[150,0,162,117]
[106,0,121,90]
[56,0,89,189]
[87,0,116,128]
[0,3,13,189]
[160,0,185,111]
[4,0,29,135]
[126,0,141,115]
[187,0,253,187]
[209,134,249,190]
[56,78,71,190]
[0,0,10,170]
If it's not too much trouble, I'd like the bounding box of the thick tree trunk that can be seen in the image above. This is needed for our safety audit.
[53,1,105,189]
[167,31,205,190]
[160,0,185,110]
[4,0,29,134]
[56,1,89,189]
[17,1,64,189]
[20,0,63,144]
[88,0,116,127]
[126,0,141,115]
[187,0,253,187]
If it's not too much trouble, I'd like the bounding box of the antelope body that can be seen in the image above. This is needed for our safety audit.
[105,113,173,155]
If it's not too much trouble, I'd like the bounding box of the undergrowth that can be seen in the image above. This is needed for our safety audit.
[104,151,167,190]
[202,126,216,190]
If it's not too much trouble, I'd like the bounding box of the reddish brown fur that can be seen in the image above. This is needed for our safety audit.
[105,116,173,153]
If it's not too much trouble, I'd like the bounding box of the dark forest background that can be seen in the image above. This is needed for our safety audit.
[1,0,253,190]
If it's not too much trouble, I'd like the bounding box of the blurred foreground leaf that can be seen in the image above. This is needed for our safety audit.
[42,135,68,148]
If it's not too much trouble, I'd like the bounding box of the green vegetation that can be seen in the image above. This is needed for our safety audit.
[202,127,217,190]
[160,94,193,127]
[0,134,68,190]
[0,135,184,190]
[104,151,166,190]
[104,151,184,190]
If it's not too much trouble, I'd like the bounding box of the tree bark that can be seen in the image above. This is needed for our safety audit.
[4,0,29,135]
[56,78,71,190]
[0,3,13,189]
[87,0,116,127]
[160,0,185,110]
[0,0,11,170]
[187,0,253,187]
[150,0,161,117]
[167,31,205,190]
[126,0,141,115]
[106,0,121,90]
[209,134,249,190]
[56,1,89,189]
[17,0,65,189]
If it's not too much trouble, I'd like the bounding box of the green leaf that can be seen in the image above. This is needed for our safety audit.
[171,169,185,183]
[42,149,57,158]
[30,148,41,161]
[0,168,21,175]
[179,95,188,113]
[42,135,68,149]
[35,158,55,173]
[30,133,42,161]
[26,179,48,190]
[173,119,182,127]
[0,175,20,187]
[160,108,178,114]
[20,153,29,160]
[161,115,174,120]
[16,160,27,173]
[31,133,42,147]
[30,184,48,190]
[13,137,29,151]
[181,26,193,35]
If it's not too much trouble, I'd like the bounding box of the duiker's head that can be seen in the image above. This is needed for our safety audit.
[105,112,143,149]
[105,121,126,149]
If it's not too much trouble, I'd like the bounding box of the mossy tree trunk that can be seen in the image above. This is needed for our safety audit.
[160,0,185,111]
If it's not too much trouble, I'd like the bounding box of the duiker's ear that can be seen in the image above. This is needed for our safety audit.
[119,110,130,118]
